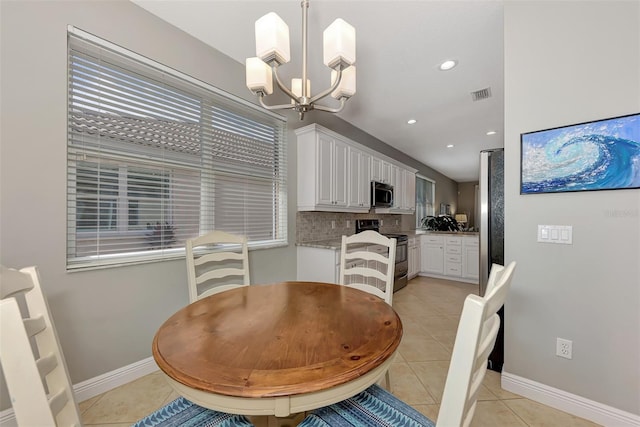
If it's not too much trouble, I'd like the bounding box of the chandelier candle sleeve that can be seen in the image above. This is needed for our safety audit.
[331,66,356,99]
[323,18,356,69]
[255,12,290,65]
[246,57,273,95]
[291,78,312,104]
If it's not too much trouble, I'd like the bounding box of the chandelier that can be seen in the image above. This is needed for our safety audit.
[245,0,356,120]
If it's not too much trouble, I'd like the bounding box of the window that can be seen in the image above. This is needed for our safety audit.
[67,28,287,270]
[415,175,435,228]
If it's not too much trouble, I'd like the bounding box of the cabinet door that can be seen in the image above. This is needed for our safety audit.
[371,157,383,182]
[381,161,392,184]
[463,238,480,280]
[391,165,403,209]
[404,170,416,211]
[348,148,372,209]
[347,148,360,207]
[421,241,444,274]
[316,134,334,206]
[408,239,420,279]
[333,139,348,207]
[358,151,371,207]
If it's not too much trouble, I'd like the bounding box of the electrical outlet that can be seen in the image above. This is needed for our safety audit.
[346,220,351,228]
[395,219,399,225]
[331,220,336,229]
[556,338,572,359]
[380,220,384,226]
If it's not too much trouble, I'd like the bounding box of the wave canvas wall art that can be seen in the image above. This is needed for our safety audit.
[520,113,640,194]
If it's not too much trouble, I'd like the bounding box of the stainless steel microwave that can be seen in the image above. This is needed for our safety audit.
[371,181,393,208]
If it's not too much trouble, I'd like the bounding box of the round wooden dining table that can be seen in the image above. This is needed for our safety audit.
[152,281,403,418]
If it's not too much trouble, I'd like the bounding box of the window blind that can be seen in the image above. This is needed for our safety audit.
[67,28,287,270]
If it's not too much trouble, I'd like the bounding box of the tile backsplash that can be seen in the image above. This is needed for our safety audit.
[296,211,415,243]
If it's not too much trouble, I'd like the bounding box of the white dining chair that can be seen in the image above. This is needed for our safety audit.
[0,265,82,426]
[0,265,255,427]
[339,230,396,306]
[299,261,517,427]
[185,230,250,303]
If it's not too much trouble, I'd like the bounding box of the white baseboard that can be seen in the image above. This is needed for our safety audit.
[502,370,640,427]
[0,356,158,427]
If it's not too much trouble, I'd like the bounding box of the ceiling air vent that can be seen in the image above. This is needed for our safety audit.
[471,87,492,101]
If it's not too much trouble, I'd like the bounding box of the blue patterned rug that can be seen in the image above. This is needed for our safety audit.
[132,397,254,427]
[298,384,436,427]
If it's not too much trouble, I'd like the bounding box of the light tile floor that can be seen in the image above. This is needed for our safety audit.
[79,276,601,426]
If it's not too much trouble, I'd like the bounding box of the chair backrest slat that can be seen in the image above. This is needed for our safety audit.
[186,230,250,302]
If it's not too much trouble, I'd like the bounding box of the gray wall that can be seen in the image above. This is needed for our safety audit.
[504,1,639,416]
[0,0,455,411]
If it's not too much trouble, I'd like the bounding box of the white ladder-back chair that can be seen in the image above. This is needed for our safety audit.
[299,261,517,427]
[1,265,256,427]
[339,230,397,306]
[186,230,250,302]
[0,265,82,426]
[437,261,516,427]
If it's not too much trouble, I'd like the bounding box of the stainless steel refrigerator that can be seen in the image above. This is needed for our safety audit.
[479,148,505,372]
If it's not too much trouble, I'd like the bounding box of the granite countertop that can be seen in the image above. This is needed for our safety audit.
[297,230,480,250]
[412,229,479,236]
[296,239,343,250]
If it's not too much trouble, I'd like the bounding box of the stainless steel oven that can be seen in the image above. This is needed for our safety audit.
[355,219,408,292]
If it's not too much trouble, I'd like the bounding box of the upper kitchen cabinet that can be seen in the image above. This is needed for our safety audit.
[371,157,392,184]
[348,146,371,210]
[375,162,416,215]
[297,124,360,212]
[296,124,416,214]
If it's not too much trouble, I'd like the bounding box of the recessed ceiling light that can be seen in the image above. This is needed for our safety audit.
[439,60,458,71]
[486,130,497,135]
[407,119,417,125]
[446,144,454,148]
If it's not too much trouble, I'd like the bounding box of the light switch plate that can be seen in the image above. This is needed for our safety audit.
[538,225,573,244]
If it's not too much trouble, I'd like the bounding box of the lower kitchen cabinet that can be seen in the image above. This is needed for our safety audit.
[419,233,479,284]
[462,236,479,281]
[408,236,420,279]
[297,244,395,285]
[297,246,340,283]
[420,235,444,275]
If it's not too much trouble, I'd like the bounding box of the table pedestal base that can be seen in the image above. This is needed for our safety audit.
[248,413,305,427]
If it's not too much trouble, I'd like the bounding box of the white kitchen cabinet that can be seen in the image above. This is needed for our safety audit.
[347,147,371,210]
[297,124,415,213]
[403,169,416,212]
[297,246,341,283]
[420,235,444,275]
[419,233,479,284]
[297,125,358,212]
[391,165,403,209]
[462,236,479,281]
[408,236,420,279]
[317,133,348,208]
[444,236,462,277]
[371,156,392,184]
[297,244,389,286]
[374,165,415,215]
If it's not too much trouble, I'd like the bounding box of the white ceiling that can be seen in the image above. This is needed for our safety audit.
[132,0,504,182]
